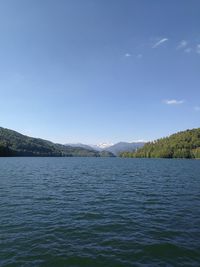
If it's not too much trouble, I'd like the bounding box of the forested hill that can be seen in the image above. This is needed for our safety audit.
[120,128,200,159]
[0,127,114,157]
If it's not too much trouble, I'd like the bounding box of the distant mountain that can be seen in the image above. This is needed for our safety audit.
[65,143,96,151]
[65,143,116,157]
[66,142,145,155]
[0,127,115,157]
[120,128,200,159]
[92,143,114,150]
[105,142,145,155]
[66,142,145,156]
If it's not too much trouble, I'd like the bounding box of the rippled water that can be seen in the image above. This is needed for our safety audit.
[0,158,200,267]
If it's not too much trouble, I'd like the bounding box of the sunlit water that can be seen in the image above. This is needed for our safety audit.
[0,157,200,267]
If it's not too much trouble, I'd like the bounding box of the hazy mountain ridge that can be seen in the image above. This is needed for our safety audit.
[66,142,146,156]
[105,142,145,155]
[65,143,96,151]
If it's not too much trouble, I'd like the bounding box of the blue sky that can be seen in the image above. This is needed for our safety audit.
[0,0,200,144]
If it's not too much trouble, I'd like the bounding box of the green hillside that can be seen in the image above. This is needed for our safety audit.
[0,127,114,157]
[120,128,200,159]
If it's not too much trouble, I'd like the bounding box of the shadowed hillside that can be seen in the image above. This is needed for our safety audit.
[0,127,114,157]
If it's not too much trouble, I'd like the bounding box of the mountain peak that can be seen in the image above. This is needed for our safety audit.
[95,143,114,149]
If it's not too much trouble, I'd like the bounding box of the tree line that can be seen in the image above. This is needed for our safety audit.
[120,128,200,159]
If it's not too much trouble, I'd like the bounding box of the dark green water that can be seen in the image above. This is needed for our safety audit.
[0,158,200,267]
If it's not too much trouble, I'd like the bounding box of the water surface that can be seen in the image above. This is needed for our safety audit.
[0,158,200,266]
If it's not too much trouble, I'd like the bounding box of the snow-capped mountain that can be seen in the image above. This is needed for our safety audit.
[65,141,145,155]
[91,143,114,150]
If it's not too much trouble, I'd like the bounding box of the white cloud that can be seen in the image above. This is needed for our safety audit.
[152,38,168,48]
[163,99,185,105]
[194,106,200,111]
[177,40,188,49]
[196,44,200,54]
[125,53,131,57]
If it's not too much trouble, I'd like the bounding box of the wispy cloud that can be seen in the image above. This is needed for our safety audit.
[152,38,168,48]
[137,54,143,59]
[184,47,192,53]
[163,99,185,105]
[176,40,193,54]
[124,53,132,57]
[196,44,200,54]
[194,106,200,111]
[177,40,188,49]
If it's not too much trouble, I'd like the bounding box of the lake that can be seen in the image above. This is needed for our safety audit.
[0,157,200,266]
